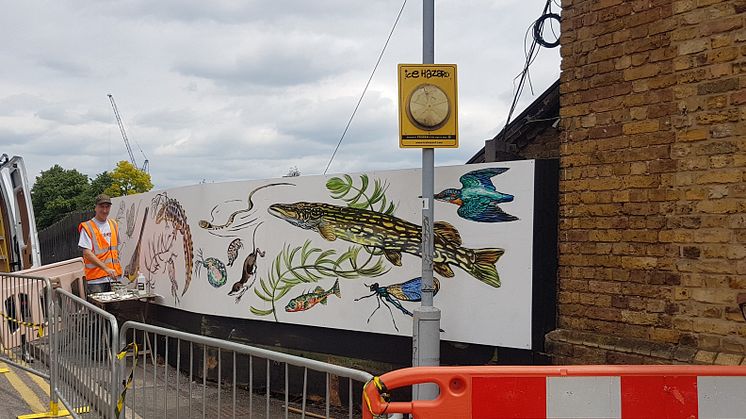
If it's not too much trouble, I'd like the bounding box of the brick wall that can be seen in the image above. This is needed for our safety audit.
[550,0,746,365]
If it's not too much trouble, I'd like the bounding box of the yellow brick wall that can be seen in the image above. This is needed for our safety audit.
[549,0,746,364]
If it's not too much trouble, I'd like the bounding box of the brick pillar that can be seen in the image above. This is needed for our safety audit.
[550,0,746,365]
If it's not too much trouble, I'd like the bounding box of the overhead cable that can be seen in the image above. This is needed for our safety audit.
[323,0,408,175]
[499,0,560,138]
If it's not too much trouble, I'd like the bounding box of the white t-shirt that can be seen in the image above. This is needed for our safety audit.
[79,218,116,284]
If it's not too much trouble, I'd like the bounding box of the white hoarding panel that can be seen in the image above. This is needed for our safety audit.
[113,161,536,348]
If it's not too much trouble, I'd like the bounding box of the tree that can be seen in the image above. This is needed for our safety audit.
[78,171,113,207]
[105,160,153,197]
[31,165,90,229]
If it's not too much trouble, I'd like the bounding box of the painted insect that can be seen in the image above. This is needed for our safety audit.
[142,230,179,303]
[195,248,229,288]
[285,279,341,312]
[226,238,243,267]
[151,192,194,296]
[355,277,441,332]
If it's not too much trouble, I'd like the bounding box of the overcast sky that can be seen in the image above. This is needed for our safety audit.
[1,0,561,190]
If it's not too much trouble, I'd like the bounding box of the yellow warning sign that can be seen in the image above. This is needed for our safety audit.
[398,64,458,148]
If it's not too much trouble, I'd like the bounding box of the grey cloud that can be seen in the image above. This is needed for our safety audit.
[37,57,91,78]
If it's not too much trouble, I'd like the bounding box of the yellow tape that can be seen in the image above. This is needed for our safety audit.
[0,312,45,337]
[115,342,139,418]
[363,376,391,416]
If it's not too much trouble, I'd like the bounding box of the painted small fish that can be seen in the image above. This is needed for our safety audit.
[435,167,518,223]
[269,202,505,288]
[195,248,228,288]
[285,279,341,312]
[226,238,243,267]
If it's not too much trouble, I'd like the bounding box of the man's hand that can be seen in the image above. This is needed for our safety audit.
[105,267,117,278]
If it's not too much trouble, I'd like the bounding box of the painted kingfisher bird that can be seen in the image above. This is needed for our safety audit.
[434,167,518,223]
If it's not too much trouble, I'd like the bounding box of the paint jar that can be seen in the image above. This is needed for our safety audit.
[136,273,146,296]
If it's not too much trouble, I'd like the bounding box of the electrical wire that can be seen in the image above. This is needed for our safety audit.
[499,0,560,139]
[323,0,408,175]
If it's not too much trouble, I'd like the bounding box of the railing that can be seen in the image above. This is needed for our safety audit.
[1,272,119,418]
[2,270,379,418]
[0,272,52,377]
[54,288,119,419]
[119,321,374,419]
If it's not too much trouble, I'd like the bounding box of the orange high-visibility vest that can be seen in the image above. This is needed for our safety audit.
[78,219,122,281]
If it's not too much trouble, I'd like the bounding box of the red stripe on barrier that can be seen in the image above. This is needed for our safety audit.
[472,376,546,419]
[621,375,698,419]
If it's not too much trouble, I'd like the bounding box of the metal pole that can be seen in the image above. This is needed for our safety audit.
[412,0,441,401]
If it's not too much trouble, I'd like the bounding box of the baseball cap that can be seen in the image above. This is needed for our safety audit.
[95,194,112,205]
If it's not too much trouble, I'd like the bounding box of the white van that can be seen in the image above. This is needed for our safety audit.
[0,154,41,272]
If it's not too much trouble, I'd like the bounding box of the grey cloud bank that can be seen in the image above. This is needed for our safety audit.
[0,0,560,190]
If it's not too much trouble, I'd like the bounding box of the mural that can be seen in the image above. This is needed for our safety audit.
[198,183,294,237]
[227,223,265,303]
[434,167,518,223]
[226,238,243,267]
[355,277,441,332]
[123,208,149,282]
[285,278,341,312]
[112,161,537,348]
[194,249,228,288]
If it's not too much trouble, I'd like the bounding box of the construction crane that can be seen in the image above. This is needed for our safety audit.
[107,94,149,173]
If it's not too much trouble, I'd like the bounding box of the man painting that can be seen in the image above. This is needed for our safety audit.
[78,194,122,295]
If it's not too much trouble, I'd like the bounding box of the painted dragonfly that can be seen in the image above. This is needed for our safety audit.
[355,277,440,331]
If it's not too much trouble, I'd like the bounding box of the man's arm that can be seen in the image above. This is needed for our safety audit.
[81,248,117,278]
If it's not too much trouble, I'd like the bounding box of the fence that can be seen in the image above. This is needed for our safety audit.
[38,210,93,266]
[118,321,374,418]
[361,365,746,419]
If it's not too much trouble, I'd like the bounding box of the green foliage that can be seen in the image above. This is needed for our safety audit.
[31,165,90,230]
[326,174,396,214]
[78,171,113,208]
[250,240,389,321]
[105,160,153,197]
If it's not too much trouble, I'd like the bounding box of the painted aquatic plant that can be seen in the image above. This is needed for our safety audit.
[250,240,389,321]
[326,174,397,215]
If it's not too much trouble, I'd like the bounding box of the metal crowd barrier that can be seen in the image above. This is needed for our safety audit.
[0,272,62,417]
[119,321,374,419]
[0,271,120,418]
[54,288,119,418]
[3,272,379,418]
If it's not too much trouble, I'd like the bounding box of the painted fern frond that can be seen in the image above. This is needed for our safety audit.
[326,174,398,215]
[249,239,389,321]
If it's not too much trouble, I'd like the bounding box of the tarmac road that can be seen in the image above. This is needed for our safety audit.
[0,361,67,419]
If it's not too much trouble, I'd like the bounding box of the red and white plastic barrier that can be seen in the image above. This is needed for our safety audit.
[362,365,746,418]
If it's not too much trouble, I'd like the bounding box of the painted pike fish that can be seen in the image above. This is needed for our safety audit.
[285,279,341,312]
[269,202,504,288]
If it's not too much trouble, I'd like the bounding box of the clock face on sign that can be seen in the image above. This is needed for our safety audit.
[406,83,450,130]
